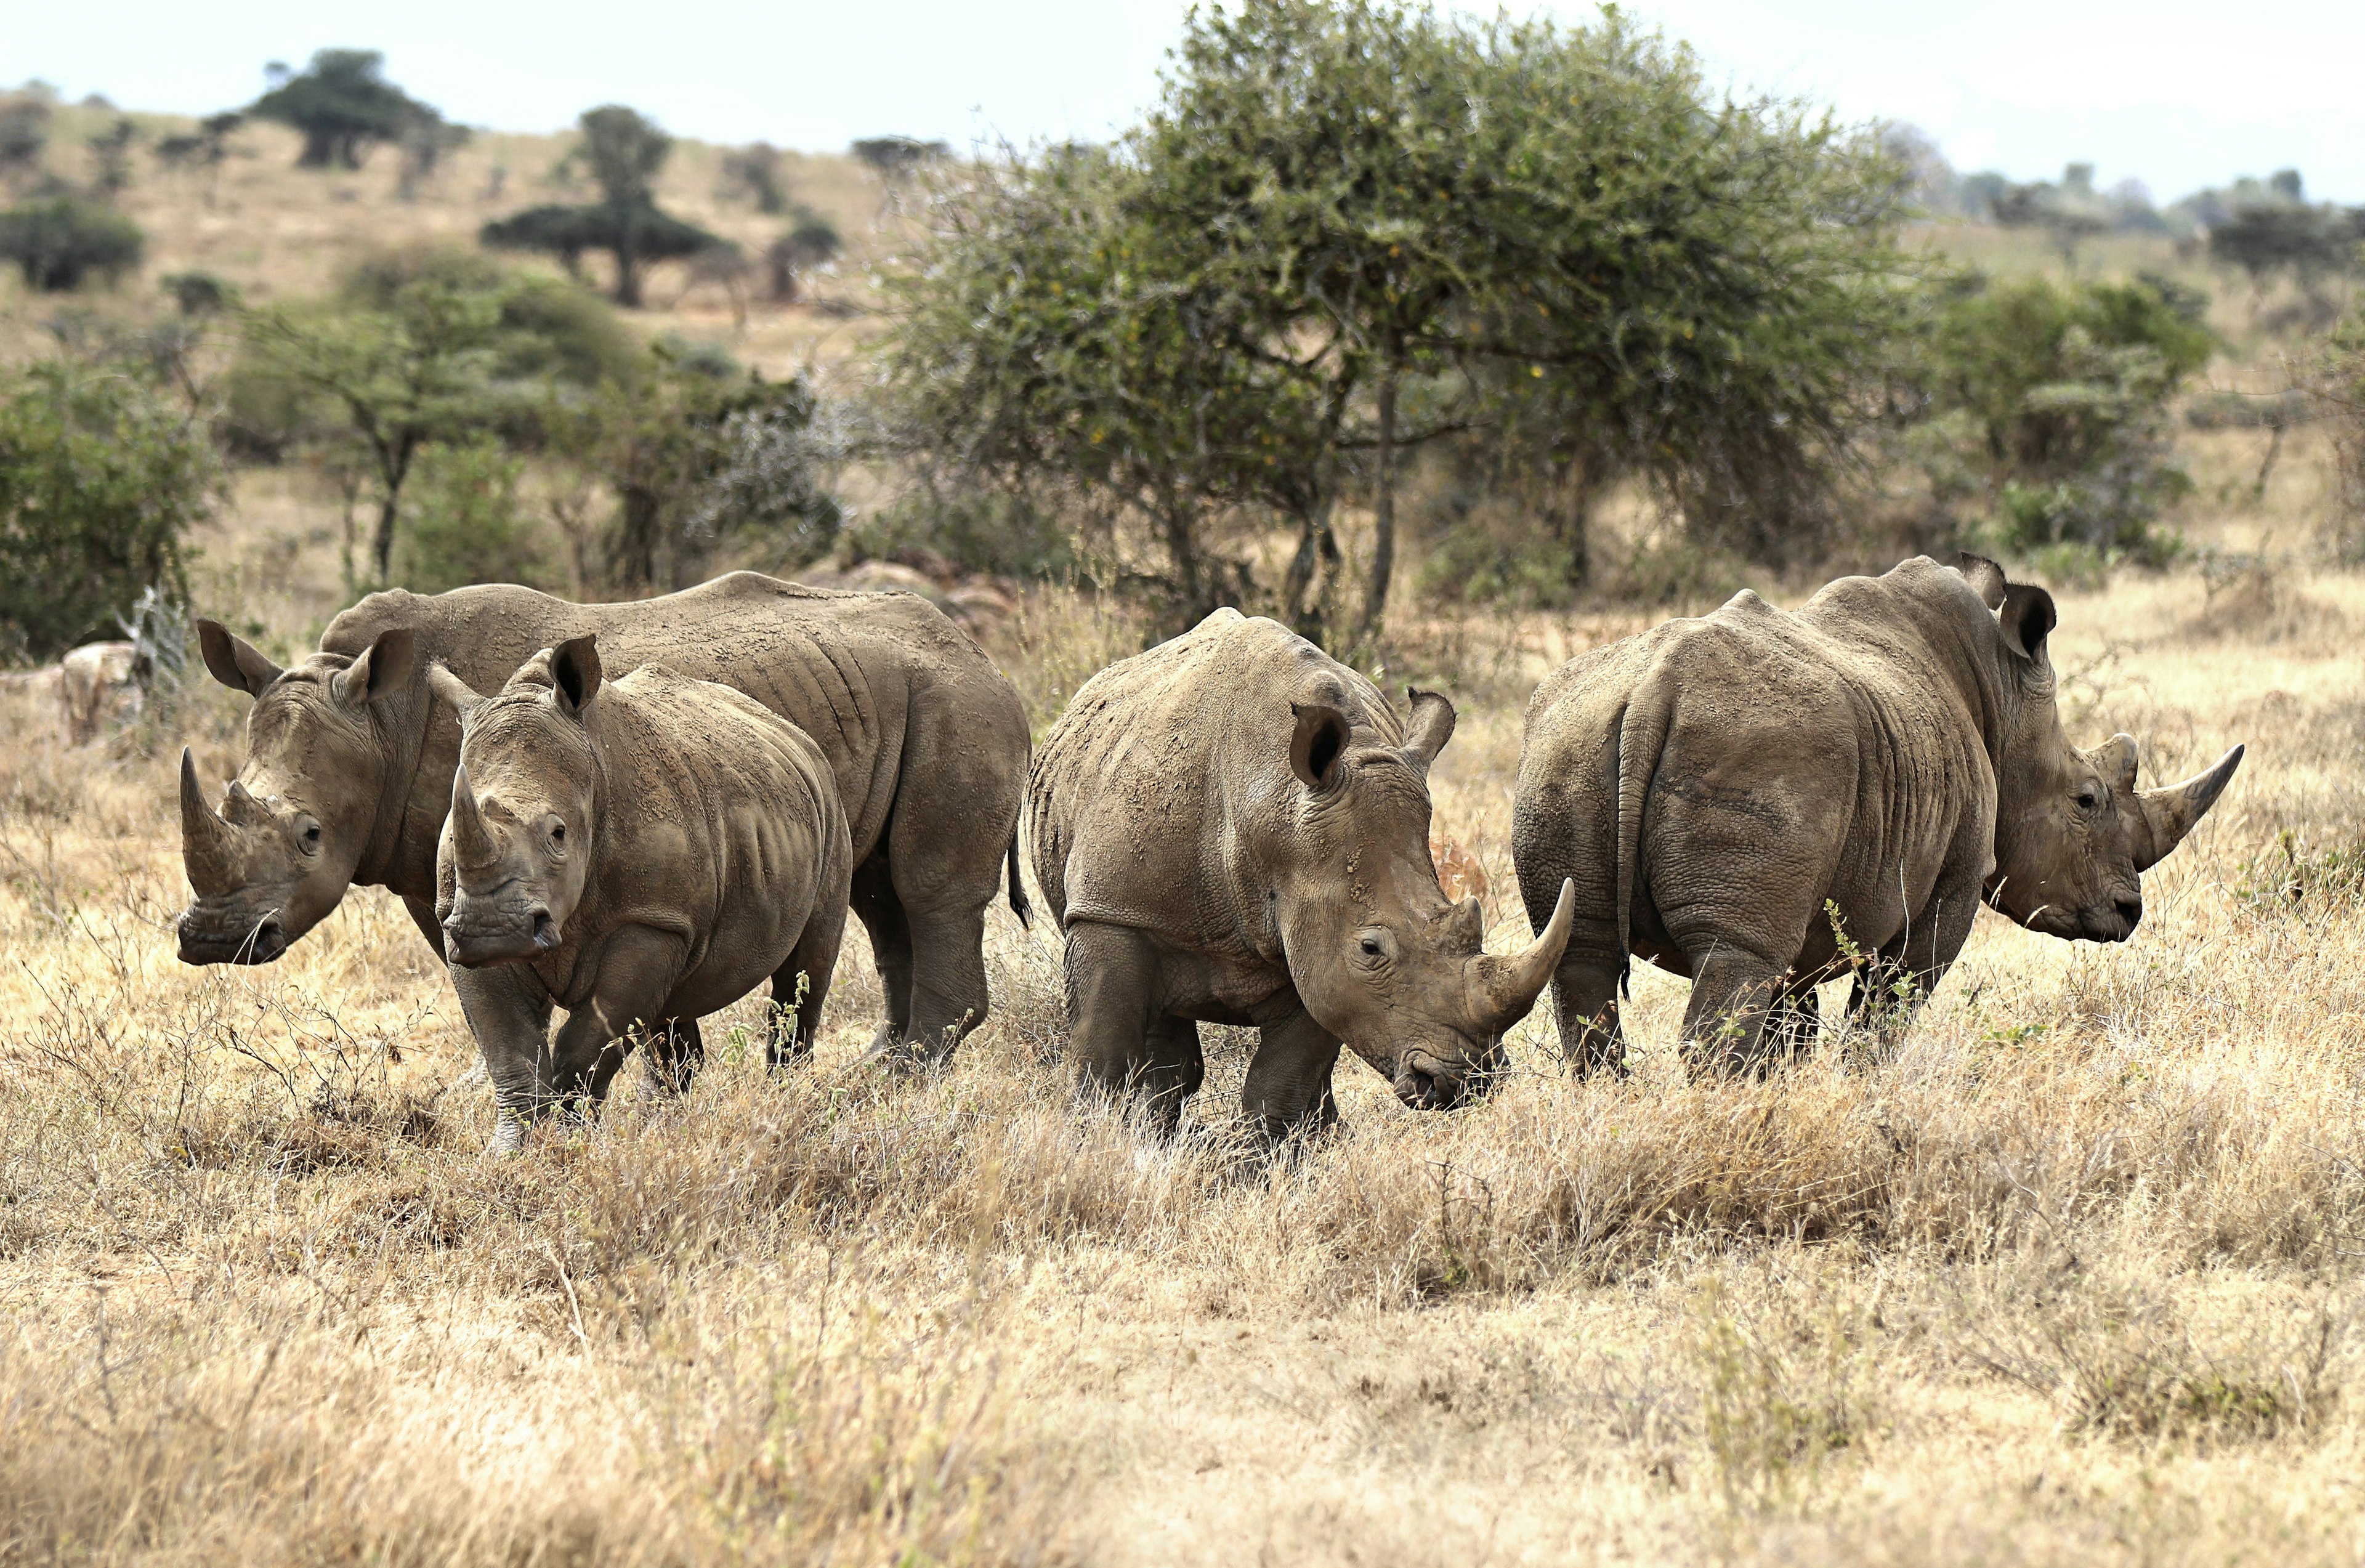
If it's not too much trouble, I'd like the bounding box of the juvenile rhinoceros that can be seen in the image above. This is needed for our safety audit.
[429,637,852,1149]
[1511,554,2243,1071]
[174,573,1027,1067]
[1029,609,1575,1134]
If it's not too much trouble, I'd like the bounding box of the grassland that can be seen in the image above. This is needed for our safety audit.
[4,102,2365,1567]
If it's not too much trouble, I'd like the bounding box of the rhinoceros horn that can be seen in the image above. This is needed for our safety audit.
[1471,878,1576,1032]
[179,748,240,894]
[2135,745,2244,872]
[448,766,497,872]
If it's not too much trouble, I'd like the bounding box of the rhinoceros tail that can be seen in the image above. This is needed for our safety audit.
[1005,825,1032,929]
[1612,680,1674,996]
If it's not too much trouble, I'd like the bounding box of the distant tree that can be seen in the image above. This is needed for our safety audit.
[1992,169,2109,266]
[0,97,48,188]
[0,355,216,661]
[851,134,946,220]
[544,343,841,592]
[479,105,722,307]
[248,49,443,169]
[573,104,669,206]
[763,207,841,302]
[2209,203,2360,291]
[396,115,471,200]
[720,141,789,214]
[153,111,244,204]
[0,198,144,290]
[1926,273,2213,560]
[241,257,515,580]
[1958,171,2007,220]
[161,270,236,316]
[87,116,139,200]
[2270,168,2305,203]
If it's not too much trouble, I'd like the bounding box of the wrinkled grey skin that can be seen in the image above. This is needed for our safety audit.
[175,573,1028,1065]
[1029,609,1574,1136]
[1511,554,2244,1072]
[431,637,852,1152]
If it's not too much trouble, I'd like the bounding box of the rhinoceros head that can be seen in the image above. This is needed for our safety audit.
[428,638,602,969]
[176,621,415,964]
[1962,556,2244,942]
[1275,687,1575,1110]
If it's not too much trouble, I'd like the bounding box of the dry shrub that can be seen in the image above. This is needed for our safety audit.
[2182,553,2351,647]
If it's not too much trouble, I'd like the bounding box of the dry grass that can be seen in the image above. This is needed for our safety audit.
[2,544,2363,1565]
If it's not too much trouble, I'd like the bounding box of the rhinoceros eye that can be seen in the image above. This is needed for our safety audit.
[2076,788,2100,812]
[1360,937,1381,956]
[550,823,567,846]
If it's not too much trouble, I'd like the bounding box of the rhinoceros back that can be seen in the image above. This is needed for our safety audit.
[1030,608,1403,945]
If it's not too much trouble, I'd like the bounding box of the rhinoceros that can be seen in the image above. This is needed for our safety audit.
[175,573,1028,1066]
[427,637,852,1148]
[1029,609,1575,1134]
[1510,554,2243,1071]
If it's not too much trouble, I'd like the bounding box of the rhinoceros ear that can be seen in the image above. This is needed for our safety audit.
[1956,552,2010,611]
[333,627,414,709]
[550,635,604,717]
[1997,582,2056,665]
[1289,702,1349,792]
[1401,687,1457,775]
[196,620,283,699]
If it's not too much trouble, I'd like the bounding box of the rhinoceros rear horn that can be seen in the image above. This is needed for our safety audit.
[2135,745,2244,871]
[1472,878,1575,1032]
[179,748,238,892]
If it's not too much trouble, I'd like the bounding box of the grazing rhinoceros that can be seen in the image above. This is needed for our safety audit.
[1510,554,2243,1072]
[1029,608,1575,1135]
[428,637,852,1150]
[174,573,1028,1067]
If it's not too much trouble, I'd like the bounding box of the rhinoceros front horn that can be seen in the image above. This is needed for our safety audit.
[179,747,239,894]
[2135,744,2244,871]
[448,765,496,870]
[1472,878,1576,1032]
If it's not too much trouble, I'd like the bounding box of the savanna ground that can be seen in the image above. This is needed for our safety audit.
[7,97,2365,1566]
[1,407,2361,1566]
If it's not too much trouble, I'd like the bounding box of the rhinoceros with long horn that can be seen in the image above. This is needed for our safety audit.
[1511,554,2243,1072]
[174,573,1029,1068]
[1029,609,1574,1135]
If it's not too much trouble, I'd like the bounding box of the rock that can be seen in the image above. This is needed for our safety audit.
[60,641,143,746]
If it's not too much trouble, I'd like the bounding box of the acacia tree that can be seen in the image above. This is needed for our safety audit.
[249,49,446,169]
[480,105,721,307]
[879,143,1330,626]
[877,1,1918,636]
[243,267,511,581]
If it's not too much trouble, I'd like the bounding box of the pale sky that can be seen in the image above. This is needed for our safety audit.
[10,0,2364,202]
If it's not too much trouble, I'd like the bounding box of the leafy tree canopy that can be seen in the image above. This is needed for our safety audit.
[249,49,445,170]
[479,105,722,307]
[0,197,144,291]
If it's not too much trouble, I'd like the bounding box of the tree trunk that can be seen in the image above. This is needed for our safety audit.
[1556,452,1593,588]
[371,436,418,584]
[1283,497,1340,642]
[1361,362,1399,635]
[611,485,663,591]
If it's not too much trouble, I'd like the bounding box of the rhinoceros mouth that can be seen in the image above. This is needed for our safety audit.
[442,904,563,968]
[176,907,289,966]
[1393,1049,1487,1112]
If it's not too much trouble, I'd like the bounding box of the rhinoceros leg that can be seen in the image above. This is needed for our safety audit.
[643,1018,705,1094]
[1766,984,1822,1062]
[1142,1014,1206,1132]
[548,926,689,1114]
[1062,921,1184,1124]
[1845,862,1983,1045]
[1241,1006,1341,1140]
[1678,947,1796,1075]
[849,857,915,1059]
[769,899,847,1068]
[448,962,555,1155]
[1547,952,1627,1077]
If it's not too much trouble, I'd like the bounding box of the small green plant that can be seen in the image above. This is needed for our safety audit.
[2236,828,2365,913]
[1691,1285,1880,1514]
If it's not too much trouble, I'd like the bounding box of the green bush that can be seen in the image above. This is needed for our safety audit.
[0,358,216,661]
[390,438,550,593]
[0,197,144,291]
[1925,273,2212,564]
